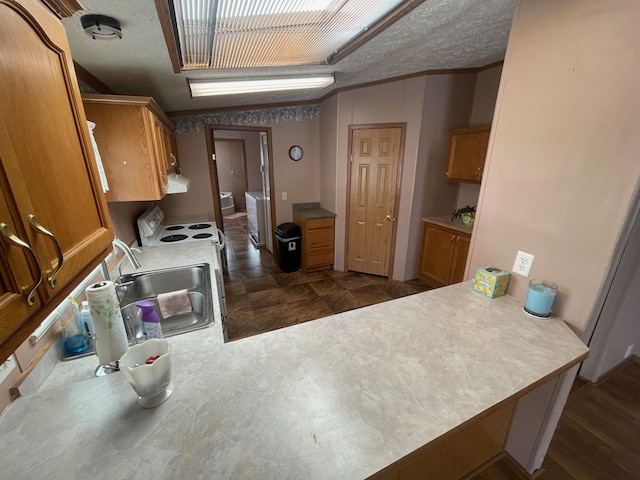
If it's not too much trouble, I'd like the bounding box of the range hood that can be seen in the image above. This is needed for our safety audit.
[166,172,190,194]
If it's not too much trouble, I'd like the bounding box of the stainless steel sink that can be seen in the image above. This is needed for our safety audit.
[117,264,213,342]
[62,264,213,361]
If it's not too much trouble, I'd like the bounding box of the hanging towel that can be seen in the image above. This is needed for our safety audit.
[157,289,193,318]
[86,121,109,193]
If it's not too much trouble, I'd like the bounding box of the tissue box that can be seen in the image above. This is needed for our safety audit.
[473,267,511,298]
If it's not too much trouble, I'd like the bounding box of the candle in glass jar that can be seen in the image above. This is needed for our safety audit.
[524,280,557,317]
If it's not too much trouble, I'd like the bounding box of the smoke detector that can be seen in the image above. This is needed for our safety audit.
[81,14,122,40]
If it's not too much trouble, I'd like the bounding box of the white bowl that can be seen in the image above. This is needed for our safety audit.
[119,339,173,408]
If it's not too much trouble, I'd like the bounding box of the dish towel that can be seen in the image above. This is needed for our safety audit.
[157,289,193,318]
[86,281,129,365]
[86,121,109,193]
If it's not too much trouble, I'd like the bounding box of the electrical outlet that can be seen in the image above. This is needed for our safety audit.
[512,250,535,277]
[281,192,287,200]
[625,344,634,359]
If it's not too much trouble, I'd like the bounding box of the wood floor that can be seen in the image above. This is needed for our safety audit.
[222,215,431,341]
[474,359,640,479]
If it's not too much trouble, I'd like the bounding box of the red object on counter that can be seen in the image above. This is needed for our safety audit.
[146,355,160,364]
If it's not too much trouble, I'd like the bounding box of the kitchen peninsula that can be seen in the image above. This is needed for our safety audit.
[0,242,588,479]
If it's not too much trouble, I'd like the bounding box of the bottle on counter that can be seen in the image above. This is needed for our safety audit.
[137,301,163,340]
[63,299,89,355]
[80,300,95,338]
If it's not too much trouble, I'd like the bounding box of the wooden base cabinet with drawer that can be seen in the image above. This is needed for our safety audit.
[419,222,471,288]
[292,213,335,273]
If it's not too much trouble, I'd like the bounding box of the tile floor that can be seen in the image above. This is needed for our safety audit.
[222,215,433,341]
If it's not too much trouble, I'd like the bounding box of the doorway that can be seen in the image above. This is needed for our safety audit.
[205,125,276,257]
[345,124,406,277]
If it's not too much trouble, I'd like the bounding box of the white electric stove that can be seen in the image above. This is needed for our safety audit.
[137,206,218,246]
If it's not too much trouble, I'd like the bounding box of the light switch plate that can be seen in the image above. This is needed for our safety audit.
[281,192,287,200]
[512,250,535,277]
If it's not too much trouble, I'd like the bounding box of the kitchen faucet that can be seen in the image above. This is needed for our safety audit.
[112,238,142,272]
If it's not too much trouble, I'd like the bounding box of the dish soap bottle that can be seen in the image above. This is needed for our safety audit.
[63,299,89,355]
[136,301,163,339]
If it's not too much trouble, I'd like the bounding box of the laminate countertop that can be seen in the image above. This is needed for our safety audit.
[292,202,337,219]
[0,243,588,479]
[424,216,474,235]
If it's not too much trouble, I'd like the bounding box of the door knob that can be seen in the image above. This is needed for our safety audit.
[386,215,396,222]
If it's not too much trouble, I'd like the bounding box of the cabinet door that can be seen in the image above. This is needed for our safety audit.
[150,115,169,194]
[446,130,490,183]
[419,224,457,287]
[0,0,112,341]
[450,233,471,284]
[0,195,43,345]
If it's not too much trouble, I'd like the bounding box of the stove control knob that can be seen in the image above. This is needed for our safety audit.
[149,220,156,229]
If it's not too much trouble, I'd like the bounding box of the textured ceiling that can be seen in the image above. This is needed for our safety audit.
[61,0,516,113]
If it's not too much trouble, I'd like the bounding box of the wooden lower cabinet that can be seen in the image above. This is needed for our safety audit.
[419,222,471,288]
[371,401,516,480]
[292,213,335,272]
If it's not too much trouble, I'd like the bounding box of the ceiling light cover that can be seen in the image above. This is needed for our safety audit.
[188,74,335,97]
[172,0,407,69]
[81,14,123,40]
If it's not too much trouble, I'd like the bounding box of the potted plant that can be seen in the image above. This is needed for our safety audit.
[452,205,476,226]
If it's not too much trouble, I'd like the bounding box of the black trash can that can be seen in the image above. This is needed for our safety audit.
[275,222,301,273]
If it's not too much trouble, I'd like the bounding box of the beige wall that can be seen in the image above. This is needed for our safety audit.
[468,0,640,335]
[267,116,321,225]
[456,64,502,209]
[319,95,339,213]
[241,131,263,192]
[334,77,426,278]
[406,73,477,279]
[107,201,150,245]
[159,131,214,224]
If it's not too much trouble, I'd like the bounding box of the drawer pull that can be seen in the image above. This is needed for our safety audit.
[28,214,63,288]
[169,153,177,166]
[0,223,42,306]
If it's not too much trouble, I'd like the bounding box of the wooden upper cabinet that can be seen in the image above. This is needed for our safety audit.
[445,126,491,184]
[0,0,113,361]
[82,94,178,202]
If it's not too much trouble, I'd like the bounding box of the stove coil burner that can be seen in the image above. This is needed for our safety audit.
[188,223,212,230]
[192,233,213,239]
[165,225,185,231]
[160,234,188,243]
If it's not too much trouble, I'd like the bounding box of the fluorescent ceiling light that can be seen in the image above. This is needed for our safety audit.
[188,75,335,97]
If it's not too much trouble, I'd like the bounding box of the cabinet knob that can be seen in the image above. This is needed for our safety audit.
[0,223,42,306]
[28,214,64,288]
[450,234,455,243]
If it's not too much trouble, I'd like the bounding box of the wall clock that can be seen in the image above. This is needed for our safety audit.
[288,145,303,161]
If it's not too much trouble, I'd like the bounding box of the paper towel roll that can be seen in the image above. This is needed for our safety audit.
[86,281,129,365]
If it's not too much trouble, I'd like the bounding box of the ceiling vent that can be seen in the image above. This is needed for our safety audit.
[81,14,123,40]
